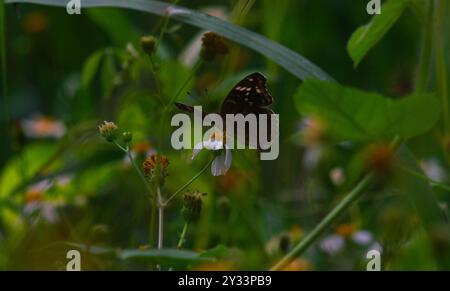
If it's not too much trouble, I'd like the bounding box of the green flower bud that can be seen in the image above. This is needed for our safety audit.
[122,131,133,143]
[140,35,157,56]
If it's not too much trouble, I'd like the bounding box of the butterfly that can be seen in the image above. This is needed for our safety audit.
[174,72,274,148]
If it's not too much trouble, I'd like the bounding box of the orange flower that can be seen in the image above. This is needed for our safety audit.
[283,259,313,271]
[22,11,49,34]
[335,223,356,238]
[364,142,394,173]
[193,261,235,271]
[143,154,169,179]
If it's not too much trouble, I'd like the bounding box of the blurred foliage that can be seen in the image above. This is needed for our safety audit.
[0,0,449,270]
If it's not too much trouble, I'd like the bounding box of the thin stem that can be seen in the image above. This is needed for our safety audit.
[122,145,154,196]
[435,0,449,135]
[270,138,402,270]
[415,0,434,93]
[167,60,203,106]
[164,156,214,206]
[177,223,189,249]
[396,164,450,192]
[158,203,164,249]
[270,172,375,271]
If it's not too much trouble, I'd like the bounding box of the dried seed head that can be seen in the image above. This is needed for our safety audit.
[181,190,206,223]
[98,121,118,142]
[201,32,229,61]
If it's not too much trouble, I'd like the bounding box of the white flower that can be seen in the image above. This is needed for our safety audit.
[319,234,345,255]
[192,131,232,176]
[351,230,373,246]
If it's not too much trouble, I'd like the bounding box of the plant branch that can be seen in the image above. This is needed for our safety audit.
[177,223,189,249]
[163,156,214,206]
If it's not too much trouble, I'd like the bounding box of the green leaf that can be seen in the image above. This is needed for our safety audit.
[347,0,410,67]
[395,146,450,268]
[87,8,141,47]
[118,249,216,265]
[64,243,220,266]
[101,49,117,99]
[294,79,440,142]
[199,244,229,259]
[6,0,333,82]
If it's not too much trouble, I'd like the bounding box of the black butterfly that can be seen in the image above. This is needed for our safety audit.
[174,72,274,148]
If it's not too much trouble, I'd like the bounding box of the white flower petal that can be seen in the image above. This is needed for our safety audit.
[211,151,231,176]
[224,149,232,169]
[192,142,204,159]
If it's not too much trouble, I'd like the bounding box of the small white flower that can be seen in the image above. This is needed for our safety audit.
[192,131,232,176]
[329,167,345,186]
[319,234,345,255]
[420,158,446,182]
[351,230,373,246]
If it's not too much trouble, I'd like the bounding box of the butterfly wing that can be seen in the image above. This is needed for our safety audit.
[174,102,195,113]
[220,73,274,148]
[220,72,273,117]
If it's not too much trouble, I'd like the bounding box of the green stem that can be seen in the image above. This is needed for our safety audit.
[163,156,214,206]
[123,146,153,196]
[113,141,157,247]
[177,223,189,249]
[270,138,402,270]
[415,0,434,93]
[435,0,449,135]
[0,1,8,123]
[270,172,375,270]
[167,60,203,107]
[158,201,164,249]
[397,164,450,192]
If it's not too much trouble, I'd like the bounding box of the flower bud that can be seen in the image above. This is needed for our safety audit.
[98,121,118,142]
[181,190,206,223]
[122,131,133,143]
[140,35,157,56]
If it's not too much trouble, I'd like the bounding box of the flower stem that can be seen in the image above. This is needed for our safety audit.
[270,138,401,270]
[415,0,434,94]
[434,0,449,135]
[270,172,375,271]
[167,60,203,107]
[177,223,189,249]
[158,203,164,249]
[113,141,158,246]
[164,157,214,205]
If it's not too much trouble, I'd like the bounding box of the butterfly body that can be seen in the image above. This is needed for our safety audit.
[174,72,274,148]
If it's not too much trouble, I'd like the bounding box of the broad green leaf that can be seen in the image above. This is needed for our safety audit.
[6,0,333,82]
[118,249,216,265]
[80,50,104,88]
[395,146,450,268]
[347,0,410,67]
[294,79,440,142]
[87,8,141,47]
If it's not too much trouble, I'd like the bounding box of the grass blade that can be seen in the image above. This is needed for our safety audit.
[5,0,333,82]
